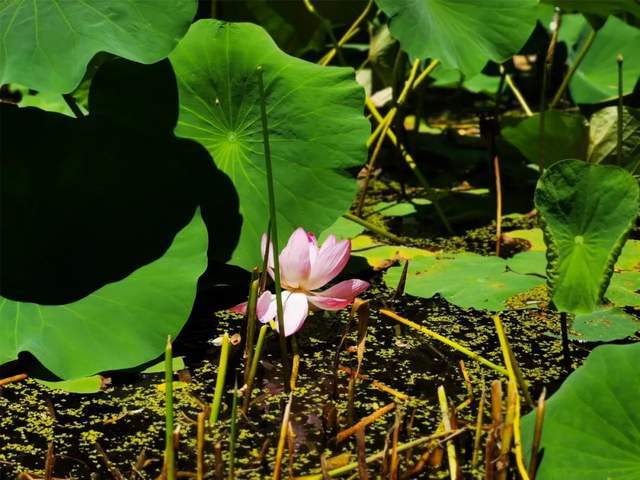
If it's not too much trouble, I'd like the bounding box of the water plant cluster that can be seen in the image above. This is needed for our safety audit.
[0,0,639,479]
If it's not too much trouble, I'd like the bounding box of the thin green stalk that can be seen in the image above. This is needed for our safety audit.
[539,8,562,173]
[210,332,230,424]
[243,275,260,384]
[617,54,624,164]
[243,324,269,413]
[342,212,404,244]
[227,377,239,480]
[164,336,175,480]
[257,66,290,388]
[550,28,597,108]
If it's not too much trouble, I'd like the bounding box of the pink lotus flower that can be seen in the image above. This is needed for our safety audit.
[231,228,369,336]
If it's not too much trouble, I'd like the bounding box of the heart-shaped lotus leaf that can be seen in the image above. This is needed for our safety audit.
[0,211,208,379]
[0,0,196,93]
[535,159,639,314]
[375,0,538,76]
[170,20,368,270]
[352,235,439,270]
[542,0,640,18]
[569,16,640,104]
[522,343,640,479]
[502,112,589,167]
[588,106,640,172]
[383,252,545,311]
[570,307,640,342]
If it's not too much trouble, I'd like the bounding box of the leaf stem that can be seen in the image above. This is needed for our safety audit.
[210,332,230,424]
[342,212,404,244]
[539,8,562,172]
[257,66,290,388]
[164,336,175,480]
[617,54,624,164]
[550,28,597,109]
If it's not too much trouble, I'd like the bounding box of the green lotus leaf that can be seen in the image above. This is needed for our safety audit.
[317,217,365,243]
[569,16,640,104]
[170,20,368,269]
[383,252,545,311]
[0,0,197,93]
[36,375,104,394]
[534,159,639,314]
[502,112,589,167]
[0,211,208,379]
[522,343,640,479]
[570,307,640,342]
[542,0,640,18]
[353,235,438,271]
[0,59,239,379]
[607,271,640,307]
[588,106,640,173]
[375,0,538,76]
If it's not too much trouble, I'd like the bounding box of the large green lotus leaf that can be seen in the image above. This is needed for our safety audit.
[170,20,368,269]
[375,0,538,76]
[570,307,640,342]
[383,252,545,311]
[542,0,640,18]
[502,112,589,167]
[607,271,640,307]
[569,16,640,104]
[522,343,640,479]
[0,0,196,93]
[588,106,640,173]
[0,212,208,379]
[0,59,240,378]
[534,160,639,314]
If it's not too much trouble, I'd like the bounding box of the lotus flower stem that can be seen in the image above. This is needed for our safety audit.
[381,309,508,376]
[437,386,458,480]
[550,28,597,109]
[164,335,175,480]
[539,8,562,173]
[496,380,517,480]
[243,324,269,413]
[210,332,230,425]
[290,334,300,391]
[617,54,624,164]
[471,381,486,469]
[319,0,373,67]
[227,377,239,480]
[257,65,290,387]
[494,316,531,480]
[527,389,546,479]
[492,315,533,408]
[273,392,294,480]
[342,212,404,244]
[196,411,206,480]
[243,275,260,384]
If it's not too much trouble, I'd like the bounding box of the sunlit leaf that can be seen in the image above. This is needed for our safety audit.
[352,235,438,270]
[375,0,538,76]
[0,0,196,92]
[570,307,640,342]
[384,252,545,311]
[522,343,640,479]
[569,16,640,104]
[588,106,640,173]
[170,20,368,269]
[535,159,639,314]
[502,112,589,167]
